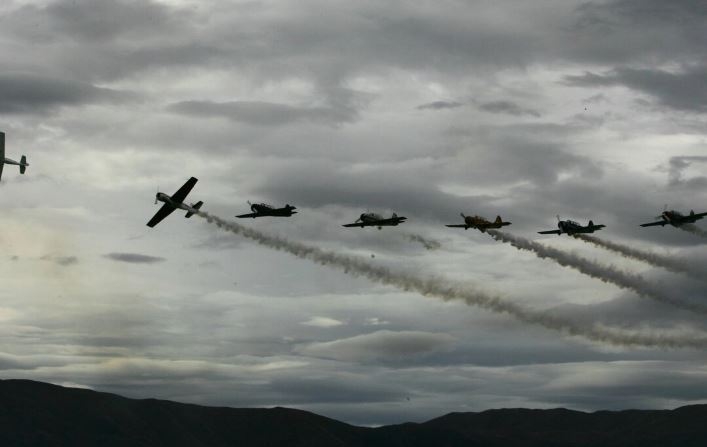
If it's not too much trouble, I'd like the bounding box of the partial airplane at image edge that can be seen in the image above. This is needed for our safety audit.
[640,207,707,228]
[146,177,203,227]
[446,213,511,232]
[343,212,407,229]
[0,132,29,181]
[538,216,605,235]
[236,201,297,218]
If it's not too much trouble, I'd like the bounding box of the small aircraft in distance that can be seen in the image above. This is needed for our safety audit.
[538,216,605,235]
[640,206,707,228]
[146,177,204,227]
[445,213,511,232]
[343,212,407,229]
[0,132,29,181]
[236,201,297,218]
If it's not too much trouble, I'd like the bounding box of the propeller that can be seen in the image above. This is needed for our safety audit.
[154,186,159,205]
[460,212,466,219]
[654,204,668,219]
[556,214,561,222]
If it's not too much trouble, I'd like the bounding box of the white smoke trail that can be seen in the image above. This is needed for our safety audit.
[573,234,704,282]
[404,233,442,250]
[196,211,707,349]
[680,224,707,239]
[487,230,707,315]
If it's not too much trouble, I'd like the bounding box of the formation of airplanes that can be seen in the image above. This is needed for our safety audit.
[0,132,29,181]
[0,132,703,236]
[141,177,706,236]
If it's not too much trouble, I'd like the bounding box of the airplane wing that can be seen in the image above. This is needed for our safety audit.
[538,229,562,234]
[445,224,468,228]
[0,134,4,181]
[343,222,366,227]
[170,177,198,204]
[146,203,176,227]
[640,221,667,227]
[689,212,707,221]
[236,212,259,218]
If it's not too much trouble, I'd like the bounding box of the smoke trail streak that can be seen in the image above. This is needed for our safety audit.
[196,211,707,349]
[573,234,704,281]
[681,224,707,239]
[487,230,707,315]
[404,233,442,250]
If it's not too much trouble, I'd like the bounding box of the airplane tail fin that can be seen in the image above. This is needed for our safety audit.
[185,201,203,218]
[691,210,695,216]
[588,220,594,227]
[19,155,27,174]
[495,215,502,224]
[392,212,398,218]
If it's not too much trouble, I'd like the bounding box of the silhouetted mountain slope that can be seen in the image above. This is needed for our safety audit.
[1,379,707,446]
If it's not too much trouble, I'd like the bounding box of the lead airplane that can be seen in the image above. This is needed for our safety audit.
[0,132,29,181]
[146,177,203,227]
[236,201,297,218]
[640,206,707,228]
[446,213,511,232]
[538,216,605,235]
[343,212,407,229]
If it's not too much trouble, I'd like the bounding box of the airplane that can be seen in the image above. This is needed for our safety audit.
[0,132,29,181]
[640,206,707,228]
[445,213,511,232]
[146,177,204,227]
[538,216,605,235]
[236,201,297,218]
[343,212,407,229]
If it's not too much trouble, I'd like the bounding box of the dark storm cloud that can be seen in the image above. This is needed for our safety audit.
[296,330,455,363]
[564,66,707,112]
[103,253,166,264]
[668,156,707,187]
[168,99,359,127]
[570,0,707,63]
[252,126,602,224]
[416,101,463,111]
[255,165,490,222]
[40,255,78,266]
[4,0,190,43]
[478,100,541,117]
[0,74,128,114]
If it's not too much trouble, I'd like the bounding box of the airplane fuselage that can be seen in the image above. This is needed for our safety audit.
[662,211,698,227]
[464,215,509,232]
[558,220,597,234]
[360,213,405,226]
[344,212,407,229]
[251,204,297,217]
[156,192,195,212]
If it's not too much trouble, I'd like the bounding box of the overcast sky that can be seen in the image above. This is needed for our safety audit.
[1,0,707,426]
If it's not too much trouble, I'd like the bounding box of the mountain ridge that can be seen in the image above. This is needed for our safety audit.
[1,379,706,446]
